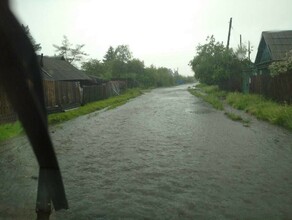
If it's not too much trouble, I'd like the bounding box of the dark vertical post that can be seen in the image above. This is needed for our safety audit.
[40,53,44,67]
[248,41,251,61]
[226,17,232,49]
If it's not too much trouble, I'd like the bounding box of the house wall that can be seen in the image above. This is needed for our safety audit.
[43,80,81,112]
[259,46,272,64]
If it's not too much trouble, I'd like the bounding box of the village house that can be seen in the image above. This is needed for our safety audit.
[0,55,129,124]
[251,30,292,102]
[40,55,91,112]
[254,30,292,75]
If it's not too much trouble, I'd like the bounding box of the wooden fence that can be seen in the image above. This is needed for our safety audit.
[0,86,17,124]
[0,80,128,124]
[82,85,106,104]
[82,80,128,105]
[250,73,292,103]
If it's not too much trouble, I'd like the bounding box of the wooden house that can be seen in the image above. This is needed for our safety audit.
[251,31,292,102]
[254,30,292,75]
[40,55,91,112]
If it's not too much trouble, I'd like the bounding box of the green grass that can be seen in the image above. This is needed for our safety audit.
[48,88,142,125]
[0,88,143,142]
[188,88,224,110]
[196,84,227,99]
[227,92,292,130]
[224,111,250,126]
[0,122,23,142]
[224,112,243,121]
[190,83,292,130]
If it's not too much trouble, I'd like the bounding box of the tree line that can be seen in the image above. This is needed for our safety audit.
[24,26,194,88]
[81,45,193,87]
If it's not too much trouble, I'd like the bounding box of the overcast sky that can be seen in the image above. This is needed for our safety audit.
[11,0,292,76]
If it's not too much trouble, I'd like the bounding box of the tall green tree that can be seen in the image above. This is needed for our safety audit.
[53,35,87,64]
[114,45,132,63]
[127,59,145,78]
[81,59,107,78]
[103,46,116,63]
[103,45,133,79]
[111,60,127,78]
[22,25,42,53]
[156,68,175,87]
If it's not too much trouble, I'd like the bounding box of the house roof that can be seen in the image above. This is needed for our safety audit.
[39,56,90,81]
[255,30,292,64]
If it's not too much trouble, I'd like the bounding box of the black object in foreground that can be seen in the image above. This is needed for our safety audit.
[0,1,68,219]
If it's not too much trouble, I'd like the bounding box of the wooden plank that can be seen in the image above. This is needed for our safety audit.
[0,85,18,124]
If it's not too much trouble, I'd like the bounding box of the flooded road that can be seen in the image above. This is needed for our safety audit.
[1,84,292,219]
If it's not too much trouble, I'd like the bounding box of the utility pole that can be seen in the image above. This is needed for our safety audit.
[226,17,232,49]
[240,34,242,47]
[248,41,251,61]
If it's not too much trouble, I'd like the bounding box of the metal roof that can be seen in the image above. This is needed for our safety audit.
[255,31,292,64]
[39,56,90,81]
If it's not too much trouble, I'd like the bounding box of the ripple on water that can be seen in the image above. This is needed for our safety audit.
[2,85,292,219]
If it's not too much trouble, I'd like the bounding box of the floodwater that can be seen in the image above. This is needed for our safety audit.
[0,84,292,219]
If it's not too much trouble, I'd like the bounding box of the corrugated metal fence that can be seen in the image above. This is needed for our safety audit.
[250,73,292,103]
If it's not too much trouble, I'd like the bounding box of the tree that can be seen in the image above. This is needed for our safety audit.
[127,59,145,76]
[22,25,42,53]
[81,59,106,78]
[140,66,158,88]
[269,50,292,77]
[114,45,132,63]
[189,35,245,90]
[103,46,116,63]
[111,60,128,78]
[53,35,87,64]
[102,45,133,79]
[156,67,175,87]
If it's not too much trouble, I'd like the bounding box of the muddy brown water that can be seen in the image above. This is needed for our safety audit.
[0,84,292,219]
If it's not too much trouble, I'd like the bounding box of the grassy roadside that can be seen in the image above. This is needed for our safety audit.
[0,122,23,142]
[0,88,143,142]
[189,89,224,110]
[188,84,292,130]
[224,112,250,127]
[188,85,225,110]
[226,92,292,130]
